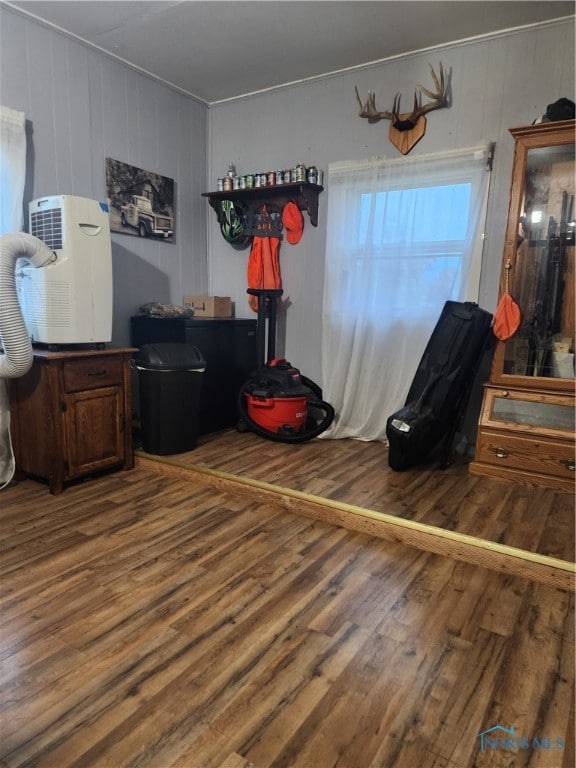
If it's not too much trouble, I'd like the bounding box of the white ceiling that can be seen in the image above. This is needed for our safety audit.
[5,1,575,103]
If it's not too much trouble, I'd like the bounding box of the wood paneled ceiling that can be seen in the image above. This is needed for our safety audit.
[4,1,575,103]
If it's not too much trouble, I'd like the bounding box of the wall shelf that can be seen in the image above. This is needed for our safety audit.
[202,182,323,227]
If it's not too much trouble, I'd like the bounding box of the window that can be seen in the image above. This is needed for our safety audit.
[321,145,492,441]
[355,181,474,314]
[0,105,26,234]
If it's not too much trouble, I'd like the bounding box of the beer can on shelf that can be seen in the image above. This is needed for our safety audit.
[307,166,317,184]
[295,163,306,182]
[223,176,232,191]
[245,174,254,189]
[267,171,276,186]
[216,178,224,192]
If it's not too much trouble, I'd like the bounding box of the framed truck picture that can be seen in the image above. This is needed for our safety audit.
[105,158,175,242]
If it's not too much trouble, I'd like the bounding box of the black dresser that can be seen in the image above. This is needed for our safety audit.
[130,316,258,435]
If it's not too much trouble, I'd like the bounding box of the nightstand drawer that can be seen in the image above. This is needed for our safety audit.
[63,356,123,392]
[475,430,575,479]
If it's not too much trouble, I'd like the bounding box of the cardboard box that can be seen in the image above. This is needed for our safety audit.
[183,295,232,318]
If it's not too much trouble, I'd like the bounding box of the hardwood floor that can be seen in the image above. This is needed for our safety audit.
[133,429,575,588]
[1,468,574,768]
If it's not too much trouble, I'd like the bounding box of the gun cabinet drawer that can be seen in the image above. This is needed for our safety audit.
[475,430,575,479]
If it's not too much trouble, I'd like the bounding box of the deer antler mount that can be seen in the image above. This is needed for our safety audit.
[355,62,448,155]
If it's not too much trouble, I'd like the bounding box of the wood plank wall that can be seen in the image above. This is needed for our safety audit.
[0,4,209,347]
[209,19,575,384]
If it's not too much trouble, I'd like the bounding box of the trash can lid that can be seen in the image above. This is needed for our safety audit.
[136,342,206,370]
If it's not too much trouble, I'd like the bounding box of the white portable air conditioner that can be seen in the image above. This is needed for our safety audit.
[16,195,113,345]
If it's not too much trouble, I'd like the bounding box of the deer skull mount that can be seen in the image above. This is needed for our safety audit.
[355,62,448,155]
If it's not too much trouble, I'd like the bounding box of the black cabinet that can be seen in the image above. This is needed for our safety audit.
[130,316,258,435]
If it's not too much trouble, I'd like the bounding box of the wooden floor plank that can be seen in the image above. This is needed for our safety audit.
[137,455,575,590]
[139,428,574,563]
[0,469,573,768]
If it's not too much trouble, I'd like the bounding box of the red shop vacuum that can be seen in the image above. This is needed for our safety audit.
[237,288,335,443]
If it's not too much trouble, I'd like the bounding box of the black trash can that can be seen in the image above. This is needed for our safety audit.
[136,342,206,455]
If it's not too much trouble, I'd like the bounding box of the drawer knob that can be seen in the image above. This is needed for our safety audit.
[490,447,509,459]
[560,458,575,471]
[501,390,509,397]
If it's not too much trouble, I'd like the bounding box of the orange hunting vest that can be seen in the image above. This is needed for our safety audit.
[246,235,281,312]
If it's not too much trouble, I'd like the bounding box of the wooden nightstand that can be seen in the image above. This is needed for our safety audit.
[8,347,135,494]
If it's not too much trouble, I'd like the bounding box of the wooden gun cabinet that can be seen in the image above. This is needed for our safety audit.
[470,121,575,492]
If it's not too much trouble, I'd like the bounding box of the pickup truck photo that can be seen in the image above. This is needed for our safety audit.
[120,195,174,238]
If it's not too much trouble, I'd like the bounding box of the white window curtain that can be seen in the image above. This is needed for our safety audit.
[0,105,27,488]
[321,144,492,441]
[1,106,26,234]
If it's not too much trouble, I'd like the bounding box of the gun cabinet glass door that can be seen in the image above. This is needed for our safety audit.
[492,122,575,391]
